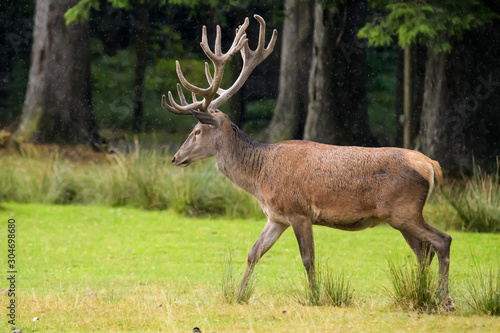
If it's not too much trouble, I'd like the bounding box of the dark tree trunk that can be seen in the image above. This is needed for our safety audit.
[0,33,16,127]
[0,1,34,128]
[132,0,150,133]
[304,0,377,146]
[420,43,448,162]
[13,0,102,146]
[262,0,313,142]
[420,20,500,175]
[403,45,413,149]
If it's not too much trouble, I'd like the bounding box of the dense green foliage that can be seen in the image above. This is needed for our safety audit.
[360,0,499,52]
[65,0,280,25]
[65,0,134,24]
[366,46,398,143]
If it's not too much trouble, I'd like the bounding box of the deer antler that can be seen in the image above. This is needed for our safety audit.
[209,15,277,110]
[162,15,277,115]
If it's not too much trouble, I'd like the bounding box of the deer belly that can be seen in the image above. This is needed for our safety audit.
[314,216,384,231]
[309,200,383,230]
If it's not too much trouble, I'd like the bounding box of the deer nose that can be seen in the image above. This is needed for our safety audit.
[172,156,176,164]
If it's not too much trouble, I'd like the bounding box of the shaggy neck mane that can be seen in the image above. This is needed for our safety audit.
[215,122,268,195]
[229,122,264,148]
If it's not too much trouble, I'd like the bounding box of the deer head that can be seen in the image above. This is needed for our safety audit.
[161,15,277,166]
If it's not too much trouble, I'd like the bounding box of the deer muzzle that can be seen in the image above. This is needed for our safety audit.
[172,154,190,167]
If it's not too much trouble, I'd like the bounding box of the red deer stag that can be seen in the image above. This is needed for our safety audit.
[162,15,453,310]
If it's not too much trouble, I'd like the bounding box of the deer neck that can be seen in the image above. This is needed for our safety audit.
[214,124,268,196]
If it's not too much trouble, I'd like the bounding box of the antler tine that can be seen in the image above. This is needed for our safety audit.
[254,14,278,53]
[210,15,278,110]
[161,82,205,115]
[241,15,278,67]
[200,18,249,65]
[200,26,212,60]
[205,62,227,96]
[175,60,211,97]
[215,25,222,56]
[176,83,189,106]
[229,17,250,58]
[162,94,191,115]
[167,91,204,113]
[204,62,212,84]
[255,15,267,52]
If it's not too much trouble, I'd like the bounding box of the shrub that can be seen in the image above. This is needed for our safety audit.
[323,269,354,307]
[290,263,354,307]
[465,259,500,316]
[219,252,255,304]
[445,164,500,233]
[384,255,441,313]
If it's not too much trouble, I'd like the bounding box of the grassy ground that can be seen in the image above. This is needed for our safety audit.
[1,203,499,332]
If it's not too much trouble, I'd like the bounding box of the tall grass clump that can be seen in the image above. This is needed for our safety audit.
[290,264,354,307]
[384,255,441,312]
[297,273,322,306]
[219,252,255,304]
[0,147,264,219]
[323,269,354,307]
[465,258,500,316]
[445,163,500,233]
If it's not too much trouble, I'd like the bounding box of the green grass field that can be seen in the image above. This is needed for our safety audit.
[1,203,499,332]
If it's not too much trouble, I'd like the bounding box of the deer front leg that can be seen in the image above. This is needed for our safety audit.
[238,220,288,294]
[291,217,315,287]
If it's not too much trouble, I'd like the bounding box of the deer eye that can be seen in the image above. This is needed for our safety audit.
[194,130,201,136]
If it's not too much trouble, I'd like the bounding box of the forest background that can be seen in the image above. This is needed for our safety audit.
[1,0,499,177]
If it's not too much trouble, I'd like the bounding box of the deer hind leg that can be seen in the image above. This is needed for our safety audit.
[425,223,453,309]
[391,215,453,310]
[401,232,435,265]
[238,220,288,293]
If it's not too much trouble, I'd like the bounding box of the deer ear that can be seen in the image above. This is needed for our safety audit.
[192,110,221,127]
